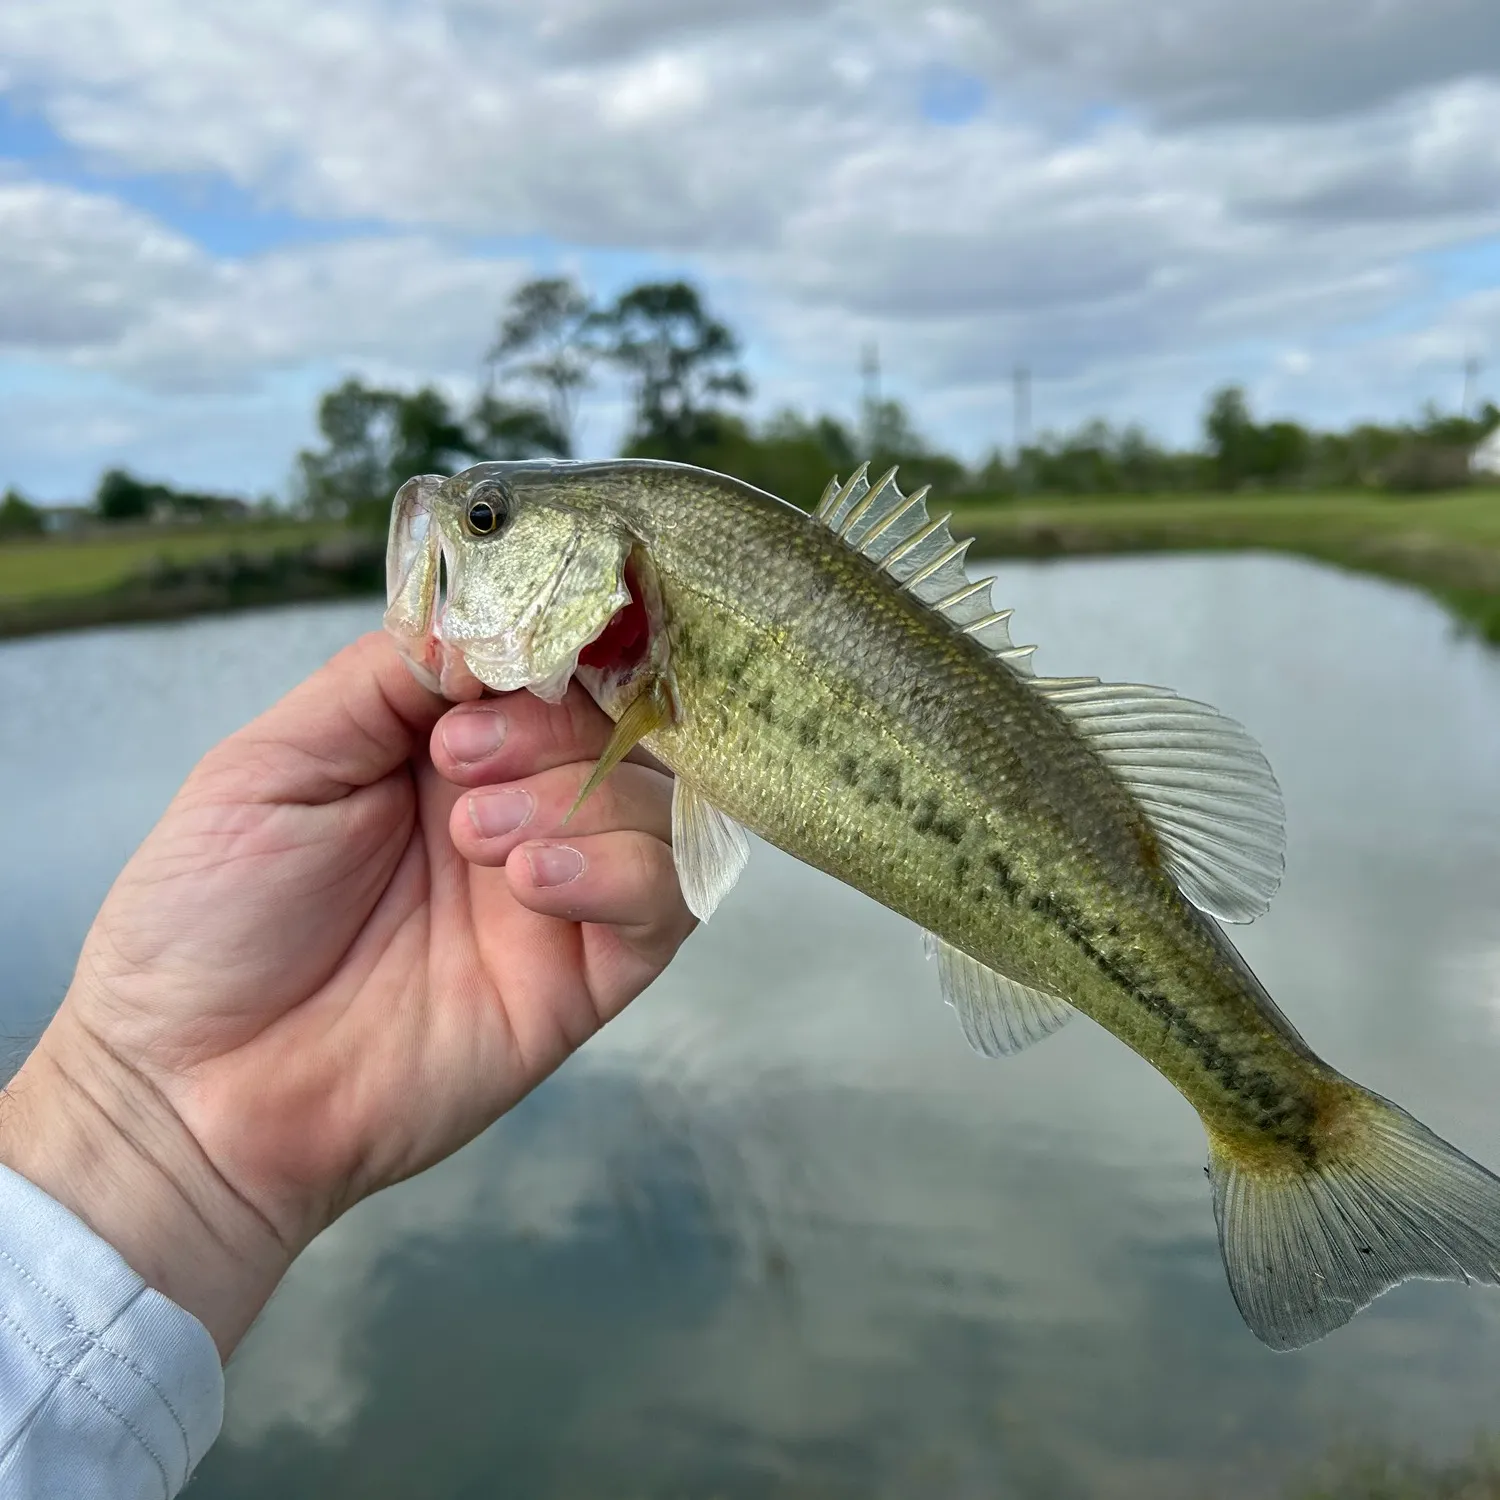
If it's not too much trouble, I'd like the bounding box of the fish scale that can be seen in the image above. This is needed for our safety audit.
[384,456,1500,1351]
[638,476,1311,1130]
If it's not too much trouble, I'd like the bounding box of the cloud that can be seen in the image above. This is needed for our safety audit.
[943,0,1500,124]
[0,175,530,390]
[0,174,209,349]
[2,0,1500,487]
[101,235,530,392]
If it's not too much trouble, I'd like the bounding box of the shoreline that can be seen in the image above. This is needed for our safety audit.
[954,495,1500,644]
[0,535,384,641]
[1,494,1497,645]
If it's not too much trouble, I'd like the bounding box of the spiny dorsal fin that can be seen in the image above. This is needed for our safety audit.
[816,467,1035,672]
[814,468,1286,924]
[1034,678,1286,922]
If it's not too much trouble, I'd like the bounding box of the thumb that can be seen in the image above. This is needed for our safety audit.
[205,632,450,806]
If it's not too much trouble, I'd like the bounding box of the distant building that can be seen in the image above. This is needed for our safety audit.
[147,494,251,524]
[1471,427,1500,477]
[37,505,92,535]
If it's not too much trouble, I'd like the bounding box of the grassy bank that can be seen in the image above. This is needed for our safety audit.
[0,520,344,604]
[1,491,1497,643]
[952,489,1500,643]
[0,520,379,638]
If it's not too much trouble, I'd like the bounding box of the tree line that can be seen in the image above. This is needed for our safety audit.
[292,275,1500,523]
[2,273,1496,538]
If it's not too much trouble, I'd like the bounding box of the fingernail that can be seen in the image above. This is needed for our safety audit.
[443,708,506,763]
[468,788,533,839]
[526,844,585,887]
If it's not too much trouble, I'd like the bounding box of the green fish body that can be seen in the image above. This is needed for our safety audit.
[385,458,1500,1350]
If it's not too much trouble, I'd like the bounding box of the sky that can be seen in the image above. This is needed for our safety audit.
[3,0,1500,502]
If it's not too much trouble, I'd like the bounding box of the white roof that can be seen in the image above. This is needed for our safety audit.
[1471,427,1500,475]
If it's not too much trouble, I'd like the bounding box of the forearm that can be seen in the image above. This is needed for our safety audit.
[0,1006,294,1360]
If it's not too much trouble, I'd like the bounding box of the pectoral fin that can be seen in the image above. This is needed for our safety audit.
[565,678,671,823]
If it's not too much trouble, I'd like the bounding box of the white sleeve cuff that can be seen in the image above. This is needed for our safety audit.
[0,1163,224,1499]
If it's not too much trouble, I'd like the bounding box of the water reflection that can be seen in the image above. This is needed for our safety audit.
[1,555,1498,1497]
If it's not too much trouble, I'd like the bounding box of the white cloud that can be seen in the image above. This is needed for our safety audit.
[0,174,209,349]
[0,177,531,388]
[2,0,1500,488]
[101,235,531,392]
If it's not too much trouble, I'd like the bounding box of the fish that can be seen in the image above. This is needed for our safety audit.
[384,457,1500,1350]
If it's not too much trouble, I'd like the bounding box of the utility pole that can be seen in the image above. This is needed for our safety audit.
[861,342,882,454]
[1462,353,1482,419]
[1013,365,1032,494]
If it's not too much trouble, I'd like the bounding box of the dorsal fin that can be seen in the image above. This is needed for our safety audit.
[1034,678,1286,922]
[813,468,1287,922]
[815,467,1035,671]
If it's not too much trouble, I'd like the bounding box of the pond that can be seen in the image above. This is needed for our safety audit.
[2,553,1498,1499]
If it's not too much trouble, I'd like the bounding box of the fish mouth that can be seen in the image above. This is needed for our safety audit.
[382,474,486,700]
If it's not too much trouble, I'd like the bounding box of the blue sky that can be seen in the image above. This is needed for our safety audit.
[2,0,1499,502]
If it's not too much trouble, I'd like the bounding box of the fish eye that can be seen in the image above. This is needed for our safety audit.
[465,486,507,537]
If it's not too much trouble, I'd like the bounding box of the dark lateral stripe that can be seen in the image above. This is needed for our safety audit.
[998,862,1314,1149]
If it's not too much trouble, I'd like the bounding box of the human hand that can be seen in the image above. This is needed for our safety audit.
[0,633,693,1356]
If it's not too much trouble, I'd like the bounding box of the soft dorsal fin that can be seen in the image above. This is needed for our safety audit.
[814,467,1287,924]
[1034,678,1286,922]
[816,466,1036,672]
[923,932,1074,1057]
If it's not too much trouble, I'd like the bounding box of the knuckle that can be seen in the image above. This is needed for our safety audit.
[623,833,670,899]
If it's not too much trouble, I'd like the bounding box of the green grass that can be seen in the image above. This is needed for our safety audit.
[0,520,344,605]
[951,489,1500,642]
[1,492,1498,644]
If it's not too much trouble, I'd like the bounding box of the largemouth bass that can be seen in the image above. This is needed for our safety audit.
[384,458,1500,1350]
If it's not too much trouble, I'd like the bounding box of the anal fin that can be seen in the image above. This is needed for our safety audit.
[923,933,1074,1057]
[671,781,750,921]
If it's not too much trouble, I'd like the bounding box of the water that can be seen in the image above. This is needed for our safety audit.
[2,554,1499,1498]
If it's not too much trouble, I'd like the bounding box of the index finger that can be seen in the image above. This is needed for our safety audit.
[431,683,666,788]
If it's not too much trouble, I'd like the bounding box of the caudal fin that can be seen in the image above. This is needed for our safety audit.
[1209,1089,1500,1350]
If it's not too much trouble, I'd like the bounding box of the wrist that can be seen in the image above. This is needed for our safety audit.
[0,1008,294,1358]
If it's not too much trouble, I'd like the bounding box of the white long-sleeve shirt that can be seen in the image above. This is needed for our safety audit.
[0,1164,223,1498]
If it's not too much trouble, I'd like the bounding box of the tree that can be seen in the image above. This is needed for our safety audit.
[1205,385,1256,489]
[486,276,598,457]
[469,393,568,460]
[297,380,476,524]
[1256,420,1311,484]
[297,378,565,525]
[96,468,164,522]
[0,486,43,537]
[297,380,405,522]
[389,387,475,482]
[598,280,751,459]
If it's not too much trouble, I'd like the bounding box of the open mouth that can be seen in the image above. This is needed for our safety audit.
[382,474,485,700]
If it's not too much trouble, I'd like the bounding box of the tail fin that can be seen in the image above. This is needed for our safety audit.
[1209,1089,1500,1350]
